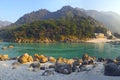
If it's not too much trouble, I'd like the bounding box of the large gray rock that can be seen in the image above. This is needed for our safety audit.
[55,63,72,74]
[104,63,120,76]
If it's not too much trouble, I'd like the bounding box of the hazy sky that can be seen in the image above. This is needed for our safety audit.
[0,0,120,22]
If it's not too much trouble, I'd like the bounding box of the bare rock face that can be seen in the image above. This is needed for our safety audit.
[18,53,33,63]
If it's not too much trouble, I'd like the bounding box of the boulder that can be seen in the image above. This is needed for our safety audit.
[18,53,33,63]
[104,63,120,76]
[42,70,54,76]
[56,57,64,64]
[67,59,74,65]
[34,54,48,63]
[1,47,7,50]
[30,62,40,68]
[97,58,105,62]
[8,45,14,48]
[1,54,9,61]
[116,56,120,62]
[12,62,21,69]
[29,62,41,72]
[82,53,89,61]
[49,57,56,63]
[55,63,72,74]
[40,56,48,63]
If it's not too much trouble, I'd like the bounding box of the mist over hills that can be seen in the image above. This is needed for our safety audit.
[14,6,120,33]
[0,20,11,27]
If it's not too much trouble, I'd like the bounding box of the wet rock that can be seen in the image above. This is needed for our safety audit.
[1,47,7,50]
[8,45,14,48]
[42,70,54,76]
[55,63,72,74]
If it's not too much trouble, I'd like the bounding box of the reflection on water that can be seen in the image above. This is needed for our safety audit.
[0,42,120,59]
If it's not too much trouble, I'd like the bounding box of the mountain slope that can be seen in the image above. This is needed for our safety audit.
[15,9,50,25]
[15,6,88,25]
[0,6,107,42]
[15,6,120,33]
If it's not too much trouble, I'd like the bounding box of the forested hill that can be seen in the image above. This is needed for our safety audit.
[14,6,120,33]
[0,15,107,43]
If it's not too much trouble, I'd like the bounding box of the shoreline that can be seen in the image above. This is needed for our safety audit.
[0,53,119,80]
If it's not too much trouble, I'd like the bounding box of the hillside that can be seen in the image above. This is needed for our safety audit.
[0,14,107,43]
[15,6,88,25]
[15,6,120,33]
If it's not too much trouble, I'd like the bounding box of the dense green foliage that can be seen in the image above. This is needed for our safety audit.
[0,15,107,42]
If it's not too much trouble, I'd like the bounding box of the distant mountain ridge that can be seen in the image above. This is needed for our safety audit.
[0,20,11,27]
[14,6,120,33]
[15,6,89,25]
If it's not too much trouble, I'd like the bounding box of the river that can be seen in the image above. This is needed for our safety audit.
[0,42,120,59]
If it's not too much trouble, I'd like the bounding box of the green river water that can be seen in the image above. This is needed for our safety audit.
[0,42,120,59]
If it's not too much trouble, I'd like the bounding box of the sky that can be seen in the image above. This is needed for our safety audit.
[0,0,120,22]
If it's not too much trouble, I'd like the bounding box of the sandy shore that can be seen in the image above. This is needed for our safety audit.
[85,38,112,43]
[0,60,119,80]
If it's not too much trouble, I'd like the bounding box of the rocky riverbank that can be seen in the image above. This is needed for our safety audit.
[0,53,120,80]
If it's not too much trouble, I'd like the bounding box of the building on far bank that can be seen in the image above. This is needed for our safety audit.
[95,33,105,38]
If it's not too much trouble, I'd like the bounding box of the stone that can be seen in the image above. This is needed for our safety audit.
[116,56,120,62]
[40,56,48,63]
[30,62,40,68]
[29,62,41,72]
[82,53,89,61]
[104,63,120,76]
[34,54,48,63]
[97,58,105,62]
[55,63,72,74]
[27,56,33,62]
[42,70,54,76]
[1,54,9,60]
[8,45,14,48]
[49,57,56,63]
[67,59,74,65]
[1,47,7,50]
[18,53,33,63]
[105,58,114,64]
[12,62,21,69]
